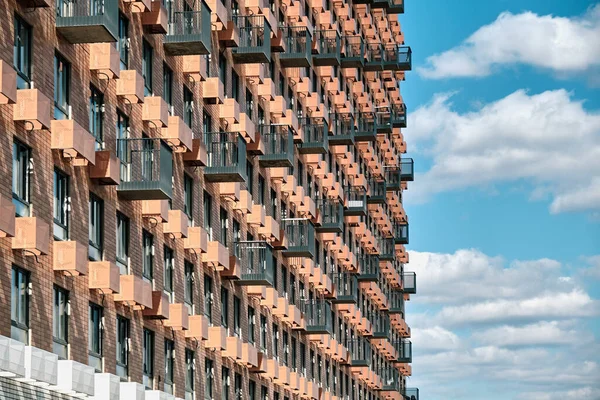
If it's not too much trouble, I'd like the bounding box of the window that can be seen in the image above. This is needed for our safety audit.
[185,349,195,400]
[116,213,130,274]
[184,86,194,128]
[258,175,265,206]
[53,169,69,240]
[234,373,242,400]
[142,230,154,281]
[89,86,104,149]
[14,14,31,89]
[261,385,268,400]
[164,339,174,394]
[221,286,229,328]
[204,274,213,321]
[203,109,212,135]
[232,70,239,102]
[246,88,254,116]
[220,207,228,246]
[163,63,173,110]
[249,381,256,400]
[142,40,153,96]
[233,219,241,257]
[184,174,194,224]
[185,260,194,312]
[164,246,174,302]
[291,337,297,371]
[233,296,241,337]
[89,193,104,261]
[204,190,213,241]
[205,358,214,399]
[118,14,129,70]
[11,266,29,344]
[246,160,254,199]
[143,329,154,388]
[116,111,130,182]
[290,273,296,305]
[53,286,68,359]
[282,266,288,298]
[260,315,267,351]
[12,140,31,217]
[219,53,227,85]
[116,316,129,380]
[272,323,279,359]
[88,303,103,372]
[248,306,256,344]
[222,367,230,400]
[54,52,71,120]
[270,189,277,221]
[282,331,289,365]
[300,342,306,375]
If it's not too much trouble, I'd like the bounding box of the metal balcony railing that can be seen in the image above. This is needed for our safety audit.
[346,338,371,366]
[258,124,294,168]
[388,290,405,315]
[365,43,383,71]
[329,113,355,145]
[392,103,407,128]
[117,138,173,200]
[371,312,390,339]
[280,26,312,67]
[313,30,341,66]
[379,237,396,261]
[397,46,412,71]
[233,241,275,286]
[394,223,409,245]
[164,3,212,55]
[357,253,380,281]
[315,199,344,233]
[300,299,332,334]
[330,272,358,304]
[354,112,376,142]
[204,132,247,182]
[376,110,393,133]
[403,388,419,400]
[298,117,328,154]
[402,272,416,294]
[341,36,365,68]
[345,188,368,216]
[388,0,405,13]
[381,367,401,391]
[368,179,386,204]
[400,158,414,181]
[394,339,412,363]
[232,15,272,63]
[281,219,316,258]
[385,168,401,191]
[56,0,118,43]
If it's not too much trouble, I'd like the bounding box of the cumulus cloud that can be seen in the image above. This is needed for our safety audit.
[411,326,461,352]
[471,321,593,347]
[418,5,600,79]
[405,89,600,214]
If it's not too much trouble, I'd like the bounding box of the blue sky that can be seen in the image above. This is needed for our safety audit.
[398,1,600,399]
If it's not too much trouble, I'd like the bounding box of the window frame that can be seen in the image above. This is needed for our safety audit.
[185,349,195,396]
[221,286,229,328]
[183,85,194,129]
[184,173,194,223]
[11,266,29,344]
[89,193,104,261]
[205,358,214,399]
[89,85,104,149]
[164,339,175,394]
[116,212,130,274]
[142,40,153,96]
[142,230,154,281]
[163,245,174,302]
[12,139,31,217]
[143,328,155,389]
[116,315,129,380]
[52,285,69,359]
[14,14,32,89]
[118,13,129,70]
[184,260,194,311]
[219,207,228,247]
[204,274,213,321]
[54,52,71,120]
[163,62,173,110]
[88,302,103,372]
[248,306,256,344]
[53,168,69,241]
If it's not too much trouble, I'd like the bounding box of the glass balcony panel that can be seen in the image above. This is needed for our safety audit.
[329,113,355,145]
[204,132,248,182]
[300,299,332,334]
[341,36,365,68]
[281,219,316,258]
[354,112,376,142]
[330,272,358,303]
[233,241,275,286]
[368,179,386,203]
[357,254,380,281]
[315,198,344,233]
[232,15,272,63]
[56,0,118,43]
[280,26,312,67]
[345,188,367,216]
[258,124,294,168]
[164,3,212,55]
[400,158,414,181]
[298,117,328,154]
[313,30,341,66]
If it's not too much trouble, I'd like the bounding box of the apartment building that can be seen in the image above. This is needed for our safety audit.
[0,0,417,399]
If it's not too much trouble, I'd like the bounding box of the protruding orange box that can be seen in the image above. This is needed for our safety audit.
[88,261,120,293]
[233,113,256,143]
[115,275,153,309]
[206,326,227,350]
[0,195,15,237]
[182,55,208,82]
[219,182,241,202]
[270,96,287,117]
[233,190,253,214]
[13,89,51,130]
[51,120,96,165]
[186,315,209,340]
[184,226,209,254]
[116,70,144,104]
[125,0,152,12]
[142,290,170,318]
[143,96,169,128]
[223,336,243,360]
[12,217,49,256]
[53,241,88,276]
[205,0,227,30]
[161,116,193,152]
[241,343,258,368]
[89,43,120,79]
[164,303,189,330]
[220,98,240,125]
[0,60,17,104]
[142,200,169,223]
[183,139,208,166]
[141,0,168,34]
[163,210,189,239]
[202,241,229,270]
[202,77,224,104]
[247,204,266,227]
[89,151,120,185]
[257,78,276,101]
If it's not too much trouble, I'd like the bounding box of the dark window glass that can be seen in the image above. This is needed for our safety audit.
[53,169,69,241]
[143,329,154,388]
[184,174,194,222]
[89,86,104,149]
[204,274,213,320]
[12,140,31,217]
[185,349,194,395]
[220,207,228,246]
[185,260,194,311]
[11,267,29,344]
[116,316,129,379]
[88,302,103,372]
[89,193,104,261]
[164,246,174,302]
[205,358,214,398]
[54,52,71,120]
[164,339,174,394]
[221,286,229,328]
[163,63,173,109]
[248,306,255,344]
[233,296,241,337]
[14,15,32,89]
[184,86,194,128]
[204,191,213,240]
[143,41,153,96]
[116,212,130,274]
[53,286,68,359]
[118,14,129,70]
[142,230,154,281]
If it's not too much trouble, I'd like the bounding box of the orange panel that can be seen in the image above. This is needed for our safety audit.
[53,240,88,276]
[12,217,49,256]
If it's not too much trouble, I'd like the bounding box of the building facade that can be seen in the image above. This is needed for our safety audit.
[0,0,417,399]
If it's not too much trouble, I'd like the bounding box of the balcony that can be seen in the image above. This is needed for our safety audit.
[315,198,344,233]
[280,26,312,67]
[379,237,396,261]
[355,112,377,142]
[403,272,416,294]
[313,30,341,66]
[330,272,358,304]
[230,241,275,285]
[357,253,380,281]
[372,0,390,8]
[365,43,383,71]
[281,219,316,258]
[56,0,118,43]
[392,103,407,128]
[384,45,412,71]
[401,158,414,181]
[345,188,368,216]
[298,117,328,154]
[388,0,404,13]
[403,388,419,400]
[394,223,409,245]
[329,113,355,145]
[395,339,412,364]
[376,110,393,133]
[341,36,365,68]
[385,168,401,192]
[232,15,272,63]
[300,299,332,334]
[347,338,371,367]
[204,132,247,182]
[388,289,404,314]
[114,275,153,309]
[381,367,401,393]
[372,312,390,339]
[368,179,386,204]
[116,138,173,200]
[258,125,294,168]
[164,3,212,55]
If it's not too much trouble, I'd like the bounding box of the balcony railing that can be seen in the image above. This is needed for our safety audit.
[341,36,365,68]
[280,26,312,67]
[400,158,414,181]
[395,339,412,364]
[56,0,118,43]
[315,199,344,233]
[313,30,341,66]
[379,238,396,261]
[376,110,393,133]
[372,0,390,9]
[346,338,371,366]
[117,138,173,200]
[298,117,328,154]
[381,367,401,391]
[403,388,419,400]
[397,46,412,71]
[354,112,376,142]
[385,167,401,191]
[394,223,409,245]
[233,241,275,286]
[392,103,407,128]
[300,299,333,334]
[365,43,383,71]
[371,312,390,339]
[204,132,247,182]
[281,219,316,258]
[388,289,405,314]
[402,272,416,294]
[345,188,367,216]
[388,0,404,13]
[357,253,380,281]
[368,179,386,204]
[258,124,294,168]
[330,272,358,304]
[164,3,212,55]
[329,113,355,145]
[232,15,272,63]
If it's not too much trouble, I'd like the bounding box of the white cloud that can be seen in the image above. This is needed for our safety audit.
[405,89,600,214]
[411,326,461,351]
[418,5,600,79]
[472,321,592,347]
